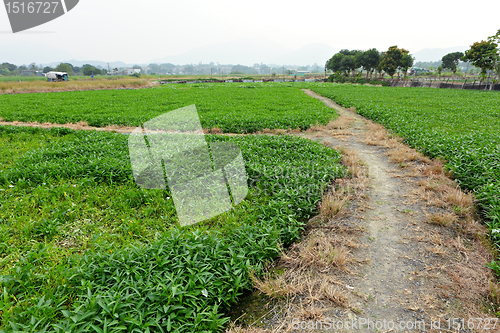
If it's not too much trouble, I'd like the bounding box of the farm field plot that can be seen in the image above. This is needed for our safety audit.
[308,83,500,256]
[0,125,344,332]
[0,83,336,133]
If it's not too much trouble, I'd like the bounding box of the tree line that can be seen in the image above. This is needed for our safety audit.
[0,62,110,76]
[325,46,413,80]
[326,29,500,82]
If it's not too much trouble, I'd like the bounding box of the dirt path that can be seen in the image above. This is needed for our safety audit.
[229,90,498,332]
[302,90,436,331]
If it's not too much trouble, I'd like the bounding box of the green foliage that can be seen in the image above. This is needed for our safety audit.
[379,46,411,78]
[441,52,464,75]
[326,75,388,86]
[0,126,344,331]
[463,40,499,77]
[55,63,73,74]
[325,49,362,76]
[355,49,381,78]
[82,64,102,76]
[308,83,500,273]
[0,84,336,133]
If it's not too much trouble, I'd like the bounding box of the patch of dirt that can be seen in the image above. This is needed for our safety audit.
[0,121,241,136]
[0,120,138,133]
[229,89,499,332]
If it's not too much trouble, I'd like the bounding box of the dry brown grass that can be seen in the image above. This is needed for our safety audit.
[296,303,325,321]
[318,280,349,306]
[427,212,458,226]
[282,233,351,272]
[386,145,430,164]
[421,160,446,177]
[426,245,447,256]
[207,127,223,134]
[226,326,272,333]
[445,188,474,215]
[0,78,151,94]
[331,146,366,179]
[0,119,139,133]
[319,190,348,220]
[325,116,355,130]
[251,270,305,299]
[259,128,288,135]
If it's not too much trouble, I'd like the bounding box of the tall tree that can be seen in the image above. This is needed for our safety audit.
[55,63,73,74]
[379,46,410,79]
[401,54,414,79]
[340,55,356,76]
[462,40,498,80]
[1,62,17,72]
[42,66,54,73]
[82,64,101,76]
[487,29,500,80]
[355,48,381,78]
[441,52,464,76]
[325,53,345,73]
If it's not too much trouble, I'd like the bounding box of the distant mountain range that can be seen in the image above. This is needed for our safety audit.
[148,38,338,66]
[412,46,469,62]
[1,36,470,67]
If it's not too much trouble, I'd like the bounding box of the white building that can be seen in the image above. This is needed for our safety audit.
[124,68,141,75]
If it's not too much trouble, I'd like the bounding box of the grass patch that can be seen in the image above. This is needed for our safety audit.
[0,83,337,133]
[0,125,344,332]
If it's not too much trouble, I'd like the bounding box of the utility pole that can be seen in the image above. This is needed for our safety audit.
[283,66,285,82]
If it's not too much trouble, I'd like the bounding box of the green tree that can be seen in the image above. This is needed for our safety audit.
[355,48,381,78]
[55,63,73,74]
[42,66,54,73]
[148,63,160,74]
[379,46,410,79]
[462,39,498,80]
[82,64,101,76]
[326,49,361,76]
[340,55,356,76]
[441,52,464,76]
[401,54,414,79]
[437,66,443,78]
[487,29,500,80]
[1,62,17,72]
[325,52,344,73]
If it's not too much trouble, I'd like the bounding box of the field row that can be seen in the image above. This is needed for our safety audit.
[0,125,344,332]
[0,83,336,133]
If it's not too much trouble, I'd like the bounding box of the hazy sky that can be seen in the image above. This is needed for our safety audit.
[1,0,499,65]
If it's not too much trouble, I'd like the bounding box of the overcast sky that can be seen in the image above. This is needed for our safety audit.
[1,0,499,65]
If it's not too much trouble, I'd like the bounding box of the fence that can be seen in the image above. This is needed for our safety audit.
[390,79,500,91]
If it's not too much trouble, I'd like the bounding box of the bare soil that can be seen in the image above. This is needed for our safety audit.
[228,90,499,332]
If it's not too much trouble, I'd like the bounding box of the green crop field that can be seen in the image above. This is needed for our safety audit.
[0,124,344,332]
[0,83,336,133]
[307,83,500,262]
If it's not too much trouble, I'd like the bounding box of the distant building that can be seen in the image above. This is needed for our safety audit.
[296,71,311,76]
[21,70,36,76]
[123,68,141,75]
